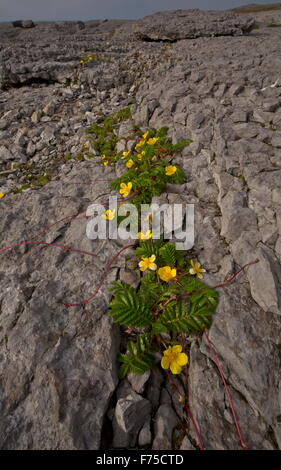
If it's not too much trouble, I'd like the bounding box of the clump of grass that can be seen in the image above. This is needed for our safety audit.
[267,23,281,28]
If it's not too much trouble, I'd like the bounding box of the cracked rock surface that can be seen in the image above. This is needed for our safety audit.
[0,8,281,449]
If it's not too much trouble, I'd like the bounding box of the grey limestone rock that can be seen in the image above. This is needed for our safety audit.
[152,404,180,450]
[115,10,255,42]
[1,5,281,451]
[113,392,151,448]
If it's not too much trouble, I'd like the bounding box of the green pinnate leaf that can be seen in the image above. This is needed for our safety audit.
[109,282,152,327]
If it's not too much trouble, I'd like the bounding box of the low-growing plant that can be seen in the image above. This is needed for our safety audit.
[110,239,218,377]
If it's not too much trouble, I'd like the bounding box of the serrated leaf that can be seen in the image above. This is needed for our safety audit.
[159,242,177,266]
[136,239,165,260]
[109,282,152,327]
[118,333,155,376]
[119,363,130,379]
[158,295,217,334]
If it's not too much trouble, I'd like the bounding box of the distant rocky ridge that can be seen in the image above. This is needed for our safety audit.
[0,8,281,450]
[115,9,255,41]
[232,2,281,13]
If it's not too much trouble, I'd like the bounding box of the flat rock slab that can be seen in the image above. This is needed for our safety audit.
[0,164,121,449]
[115,10,255,42]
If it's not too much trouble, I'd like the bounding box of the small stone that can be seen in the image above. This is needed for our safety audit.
[0,120,8,130]
[0,145,14,161]
[22,20,35,28]
[43,101,57,116]
[15,128,27,146]
[113,392,151,448]
[271,133,281,148]
[229,84,244,96]
[152,404,180,450]
[26,142,36,157]
[127,370,150,394]
[31,111,42,124]
[247,243,281,315]
[138,421,152,447]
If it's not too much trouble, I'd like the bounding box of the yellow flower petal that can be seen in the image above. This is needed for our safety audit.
[142,131,149,140]
[157,266,177,282]
[161,356,170,370]
[165,165,177,176]
[189,260,206,279]
[136,139,145,148]
[119,182,133,197]
[126,159,134,168]
[163,346,172,356]
[172,345,182,354]
[122,150,131,159]
[138,230,152,240]
[102,209,116,221]
[176,353,188,367]
[147,137,159,145]
[170,361,182,375]
[0,193,5,199]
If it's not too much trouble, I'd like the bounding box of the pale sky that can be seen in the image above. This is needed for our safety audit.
[0,0,279,21]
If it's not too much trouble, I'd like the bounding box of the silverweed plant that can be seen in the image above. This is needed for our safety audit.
[110,239,218,377]
[92,126,219,378]
[94,121,252,448]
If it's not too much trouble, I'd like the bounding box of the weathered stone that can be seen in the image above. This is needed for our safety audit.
[152,405,180,450]
[116,10,254,42]
[271,132,281,148]
[113,392,151,448]
[247,243,281,315]
[12,20,35,29]
[0,145,14,161]
[0,164,121,449]
[138,421,152,447]
[127,371,150,394]
[43,101,57,116]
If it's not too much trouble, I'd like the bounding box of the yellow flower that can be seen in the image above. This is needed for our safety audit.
[138,254,157,272]
[137,150,145,160]
[142,131,149,140]
[165,165,177,176]
[119,182,133,198]
[103,161,109,166]
[161,345,188,375]
[147,137,159,145]
[138,229,153,240]
[136,139,145,148]
[189,260,206,280]
[0,192,5,198]
[102,209,116,221]
[88,56,93,60]
[80,60,84,63]
[126,159,134,168]
[158,266,177,282]
[122,150,131,159]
